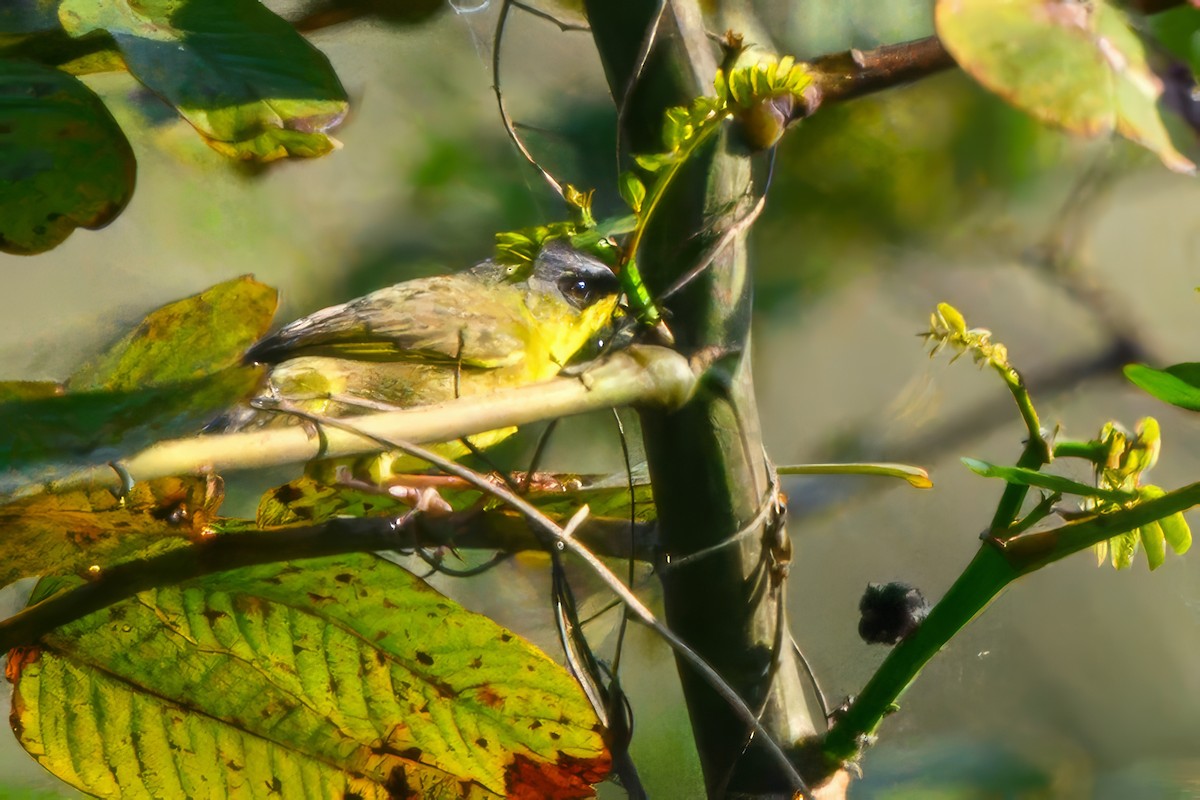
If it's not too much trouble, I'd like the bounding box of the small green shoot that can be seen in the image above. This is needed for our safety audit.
[777,462,932,489]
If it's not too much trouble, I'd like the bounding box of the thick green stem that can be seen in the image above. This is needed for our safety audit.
[586,2,820,795]
[1053,439,1108,463]
[820,480,1200,776]
[821,546,1014,768]
[988,368,1051,532]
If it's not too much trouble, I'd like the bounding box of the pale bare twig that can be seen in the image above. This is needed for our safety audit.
[493,0,566,197]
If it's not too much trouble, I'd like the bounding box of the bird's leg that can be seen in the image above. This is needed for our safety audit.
[327,466,513,578]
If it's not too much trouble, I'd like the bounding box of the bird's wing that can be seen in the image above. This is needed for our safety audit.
[244,274,530,369]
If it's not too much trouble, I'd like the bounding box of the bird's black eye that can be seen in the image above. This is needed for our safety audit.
[558,269,619,309]
[559,276,597,309]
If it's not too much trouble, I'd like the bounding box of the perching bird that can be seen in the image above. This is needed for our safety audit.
[219,240,621,478]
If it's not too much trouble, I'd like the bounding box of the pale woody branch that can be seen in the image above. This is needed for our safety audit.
[22,346,696,500]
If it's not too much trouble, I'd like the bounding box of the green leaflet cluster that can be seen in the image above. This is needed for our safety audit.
[929,302,1192,571]
[493,185,623,276]
[1089,418,1192,569]
[493,49,814,334]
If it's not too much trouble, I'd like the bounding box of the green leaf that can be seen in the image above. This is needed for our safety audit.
[777,462,933,488]
[935,0,1194,173]
[1124,362,1200,411]
[1139,519,1166,570]
[0,477,219,588]
[0,367,261,487]
[10,555,610,798]
[257,476,657,533]
[69,276,278,392]
[0,58,135,254]
[618,171,646,214]
[1136,485,1193,557]
[1110,529,1138,569]
[57,0,349,162]
[0,278,274,489]
[633,151,676,173]
[961,457,1135,502]
[256,476,416,527]
[0,29,127,75]
[1145,6,1200,72]
[722,55,813,110]
[1159,511,1192,556]
[0,381,63,402]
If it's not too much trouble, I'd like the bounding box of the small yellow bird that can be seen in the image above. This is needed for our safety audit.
[222,240,621,478]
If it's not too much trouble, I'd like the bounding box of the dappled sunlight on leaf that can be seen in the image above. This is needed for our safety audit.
[69,276,277,391]
[9,554,610,798]
[0,476,221,589]
[936,0,1195,173]
[57,0,349,162]
[0,277,275,489]
[0,59,135,254]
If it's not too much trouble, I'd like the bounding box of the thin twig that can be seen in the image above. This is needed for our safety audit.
[660,481,776,571]
[520,419,560,493]
[511,0,589,32]
[658,193,766,302]
[609,409,636,678]
[493,0,566,198]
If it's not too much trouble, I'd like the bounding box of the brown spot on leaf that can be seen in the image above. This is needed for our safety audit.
[5,646,41,683]
[272,483,304,504]
[475,737,488,749]
[202,609,227,625]
[266,776,283,794]
[382,597,398,609]
[475,686,504,709]
[384,765,415,800]
[469,656,483,669]
[334,573,353,583]
[504,751,611,800]
[307,592,334,604]
[414,651,434,666]
[500,633,512,642]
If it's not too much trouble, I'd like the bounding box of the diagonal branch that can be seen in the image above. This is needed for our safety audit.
[14,346,695,501]
[798,0,1189,112]
[806,36,956,109]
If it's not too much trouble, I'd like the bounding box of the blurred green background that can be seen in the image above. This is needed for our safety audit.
[4,1,1200,797]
